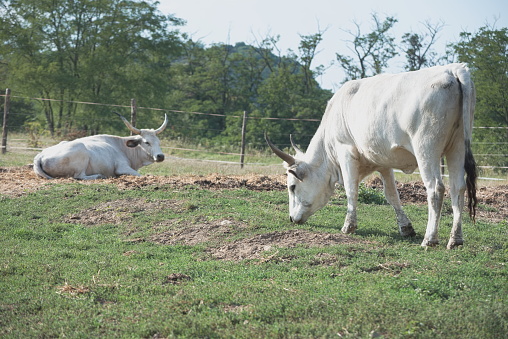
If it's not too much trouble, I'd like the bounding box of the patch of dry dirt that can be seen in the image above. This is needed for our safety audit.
[2,166,507,222]
[148,218,368,261]
[207,229,371,261]
[0,166,286,195]
[63,198,184,226]
[365,176,508,223]
[150,219,250,246]
[150,218,370,261]
[1,166,507,260]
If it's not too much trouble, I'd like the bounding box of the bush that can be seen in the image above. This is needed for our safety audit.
[358,182,387,205]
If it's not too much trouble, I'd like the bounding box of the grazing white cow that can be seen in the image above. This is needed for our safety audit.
[267,63,478,249]
[33,113,168,180]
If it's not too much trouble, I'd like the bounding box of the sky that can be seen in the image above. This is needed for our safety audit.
[157,0,507,90]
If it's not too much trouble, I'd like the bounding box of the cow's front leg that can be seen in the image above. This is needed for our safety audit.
[379,168,415,237]
[342,208,357,234]
[73,169,105,180]
[74,173,105,180]
[115,166,141,177]
[340,167,360,234]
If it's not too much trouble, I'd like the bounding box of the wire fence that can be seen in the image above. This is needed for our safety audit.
[1,91,507,179]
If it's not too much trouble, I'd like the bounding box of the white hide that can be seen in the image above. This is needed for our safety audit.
[33,115,168,180]
[269,64,477,249]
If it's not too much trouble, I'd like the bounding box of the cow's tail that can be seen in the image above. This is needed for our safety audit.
[33,153,54,179]
[454,64,478,222]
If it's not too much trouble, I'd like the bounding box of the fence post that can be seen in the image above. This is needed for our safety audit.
[2,88,10,154]
[130,98,137,136]
[240,111,247,168]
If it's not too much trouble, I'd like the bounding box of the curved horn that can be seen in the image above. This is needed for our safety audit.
[290,134,304,155]
[265,133,295,166]
[114,112,140,135]
[155,114,168,135]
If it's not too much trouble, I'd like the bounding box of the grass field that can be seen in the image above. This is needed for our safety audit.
[1,138,507,338]
[2,132,507,180]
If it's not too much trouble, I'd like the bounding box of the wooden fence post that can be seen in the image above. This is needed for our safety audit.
[1,88,11,154]
[240,111,247,168]
[130,98,137,136]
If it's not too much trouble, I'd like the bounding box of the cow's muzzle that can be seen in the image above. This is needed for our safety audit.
[290,216,305,224]
[155,154,165,162]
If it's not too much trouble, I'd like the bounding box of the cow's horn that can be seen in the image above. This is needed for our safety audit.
[114,112,140,135]
[155,114,168,135]
[265,133,295,166]
[290,134,304,155]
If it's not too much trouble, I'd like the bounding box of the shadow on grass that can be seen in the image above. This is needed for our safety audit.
[303,220,425,246]
[353,227,424,245]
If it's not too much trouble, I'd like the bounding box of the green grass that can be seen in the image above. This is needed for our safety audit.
[1,178,507,338]
[1,134,507,337]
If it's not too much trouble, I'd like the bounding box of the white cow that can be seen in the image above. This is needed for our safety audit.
[33,113,168,180]
[267,63,478,249]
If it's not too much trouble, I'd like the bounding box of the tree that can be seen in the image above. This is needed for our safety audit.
[0,0,183,135]
[167,41,266,142]
[168,33,332,148]
[452,25,508,126]
[401,20,444,71]
[336,13,398,81]
[249,33,332,147]
[450,24,508,171]
[297,30,326,94]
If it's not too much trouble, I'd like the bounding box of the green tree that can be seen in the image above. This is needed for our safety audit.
[167,41,247,142]
[401,20,444,71]
[336,13,398,81]
[0,0,183,135]
[297,31,326,94]
[249,33,332,148]
[169,35,331,148]
[450,25,508,171]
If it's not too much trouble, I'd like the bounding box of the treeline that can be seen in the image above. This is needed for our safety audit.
[0,0,507,159]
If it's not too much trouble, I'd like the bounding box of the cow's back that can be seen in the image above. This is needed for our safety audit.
[324,64,465,171]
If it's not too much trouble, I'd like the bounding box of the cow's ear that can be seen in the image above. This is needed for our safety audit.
[126,138,142,148]
[288,165,305,182]
[288,169,303,182]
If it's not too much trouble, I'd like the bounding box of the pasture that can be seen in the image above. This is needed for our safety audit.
[1,150,507,338]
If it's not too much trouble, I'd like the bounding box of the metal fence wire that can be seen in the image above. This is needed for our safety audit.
[1,91,507,177]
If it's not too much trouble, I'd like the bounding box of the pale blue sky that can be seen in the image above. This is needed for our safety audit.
[158,0,506,90]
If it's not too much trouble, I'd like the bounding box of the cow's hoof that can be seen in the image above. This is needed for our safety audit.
[341,224,357,234]
[400,225,416,237]
[446,239,463,249]
[421,239,439,248]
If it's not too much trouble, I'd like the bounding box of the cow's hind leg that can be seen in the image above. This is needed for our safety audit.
[445,147,466,249]
[115,166,141,177]
[417,155,445,247]
[378,168,415,237]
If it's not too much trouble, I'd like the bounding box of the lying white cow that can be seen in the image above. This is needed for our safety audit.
[33,113,168,180]
[267,63,478,249]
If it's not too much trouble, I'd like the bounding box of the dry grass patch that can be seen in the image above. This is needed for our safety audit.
[63,198,185,226]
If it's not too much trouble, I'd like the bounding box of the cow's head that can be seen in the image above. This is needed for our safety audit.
[266,134,335,224]
[116,113,168,163]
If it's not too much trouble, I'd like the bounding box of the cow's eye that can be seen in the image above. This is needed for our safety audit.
[289,185,296,192]
[145,141,151,146]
